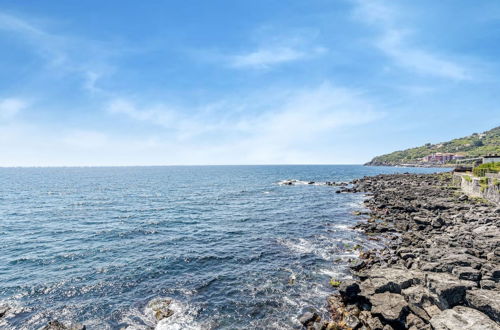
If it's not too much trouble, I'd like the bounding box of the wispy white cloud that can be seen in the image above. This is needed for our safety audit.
[103,82,383,164]
[191,26,327,70]
[352,0,472,81]
[0,98,27,120]
[0,12,111,93]
[229,45,326,69]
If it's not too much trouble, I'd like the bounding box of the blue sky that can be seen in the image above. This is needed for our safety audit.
[0,0,499,166]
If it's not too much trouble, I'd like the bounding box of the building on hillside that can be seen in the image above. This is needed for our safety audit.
[483,155,500,164]
[422,153,464,164]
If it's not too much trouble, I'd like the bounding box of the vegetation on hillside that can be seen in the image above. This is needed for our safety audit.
[473,162,500,177]
[366,126,500,165]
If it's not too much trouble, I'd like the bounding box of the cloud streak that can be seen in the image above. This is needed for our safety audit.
[352,0,472,81]
[103,82,382,164]
[229,45,326,69]
[0,12,112,93]
[0,98,27,120]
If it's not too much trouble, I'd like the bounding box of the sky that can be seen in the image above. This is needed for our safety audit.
[0,0,499,166]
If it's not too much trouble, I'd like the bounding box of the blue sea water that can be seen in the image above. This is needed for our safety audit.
[0,165,447,329]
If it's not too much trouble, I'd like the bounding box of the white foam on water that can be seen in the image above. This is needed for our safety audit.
[278,238,314,254]
[119,298,202,330]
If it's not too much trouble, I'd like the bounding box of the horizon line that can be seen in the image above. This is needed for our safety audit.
[0,163,367,169]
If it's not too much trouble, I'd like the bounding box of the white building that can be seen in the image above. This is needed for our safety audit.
[483,155,500,164]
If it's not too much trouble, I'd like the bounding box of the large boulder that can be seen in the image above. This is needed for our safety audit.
[402,285,439,308]
[429,306,499,330]
[425,273,476,308]
[369,292,408,323]
[465,289,500,322]
[338,280,360,302]
[440,253,484,270]
[360,267,423,297]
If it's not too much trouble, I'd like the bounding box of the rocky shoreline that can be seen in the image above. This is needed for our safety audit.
[302,172,499,329]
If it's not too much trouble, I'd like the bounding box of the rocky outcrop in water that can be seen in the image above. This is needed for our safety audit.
[304,173,500,329]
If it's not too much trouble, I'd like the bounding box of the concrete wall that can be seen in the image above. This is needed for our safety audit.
[453,173,500,205]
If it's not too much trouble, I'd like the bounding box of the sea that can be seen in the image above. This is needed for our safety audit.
[0,165,448,329]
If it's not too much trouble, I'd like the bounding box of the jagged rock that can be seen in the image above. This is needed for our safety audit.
[323,173,500,330]
[408,303,431,322]
[369,292,408,323]
[40,320,86,330]
[432,217,445,228]
[480,280,498,290]
[429,306,499,330]
[425,272,476,308]
[422,304,442,319]
[359,311,384,330]
[338,280,360,302]
[440,253,483,270]
[452,266,481,281]
[147,297,174,321]
[420,262,449,273]
[465,289,500,322]
[360,267,422,297]
[298,311,319,326]
[405,312,430,330]
[343,314,360,329]
[0,304,9,318]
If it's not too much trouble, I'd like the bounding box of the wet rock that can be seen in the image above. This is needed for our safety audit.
[465,289,500,322]
[40,320,86,330]
[147,297,174,321]
[0,304,9,318]
[320,173,500,330]
[299,311,319,327]
[350,260,366,271]
[338,280,360,302]
[429,306,499,330]
[343,314,360,329]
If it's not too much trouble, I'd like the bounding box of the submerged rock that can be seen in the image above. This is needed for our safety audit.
[147,297,175,321]
[298,311,319,326]
[40,320,86,330]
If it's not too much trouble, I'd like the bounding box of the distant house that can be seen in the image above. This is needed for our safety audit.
[483,155,500,164]
[423,153,463,164]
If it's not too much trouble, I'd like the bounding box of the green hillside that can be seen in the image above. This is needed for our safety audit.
[366,126,500,166]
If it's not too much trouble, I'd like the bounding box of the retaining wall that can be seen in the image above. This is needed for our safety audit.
[452,173,500,205]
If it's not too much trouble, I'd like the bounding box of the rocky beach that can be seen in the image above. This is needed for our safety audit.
[302,172,500,329]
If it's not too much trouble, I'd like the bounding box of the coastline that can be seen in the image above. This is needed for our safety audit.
[302,172,499,329]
